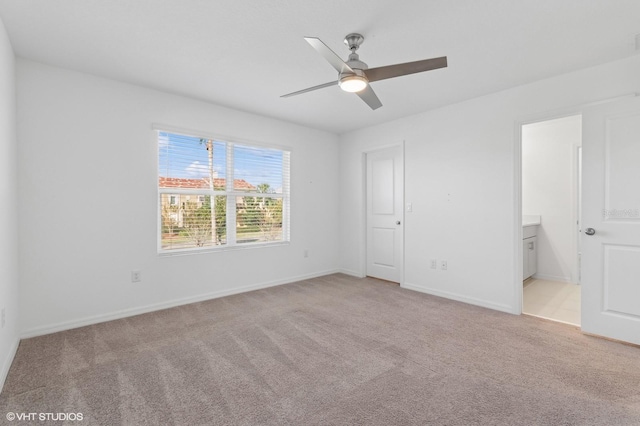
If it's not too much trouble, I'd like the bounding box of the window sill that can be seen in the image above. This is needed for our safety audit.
[158,241,290,257]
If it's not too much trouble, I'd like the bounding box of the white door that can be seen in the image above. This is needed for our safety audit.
[581,96,640,345]
[366,145,403,283]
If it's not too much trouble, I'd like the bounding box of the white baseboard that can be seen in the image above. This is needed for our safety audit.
[20,269,341,339]
[402,282,514,314]
[0,337,19,394]
[338,268,365,278]
[531,273,577,284]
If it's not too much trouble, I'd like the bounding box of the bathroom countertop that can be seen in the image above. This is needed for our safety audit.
[523,215,541,227]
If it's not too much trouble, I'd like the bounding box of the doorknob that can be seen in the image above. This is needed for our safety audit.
[585,228,596,236]
[396,221,401,225]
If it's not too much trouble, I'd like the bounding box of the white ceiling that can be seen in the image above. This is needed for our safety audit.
[0,0,639,134]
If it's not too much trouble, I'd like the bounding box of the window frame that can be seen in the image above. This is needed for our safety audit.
[155,125,291,255]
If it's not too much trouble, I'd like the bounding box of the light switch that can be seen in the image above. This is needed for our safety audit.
[406,203,413,212]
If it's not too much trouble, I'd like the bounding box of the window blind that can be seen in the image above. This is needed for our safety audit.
[157,130,290,252]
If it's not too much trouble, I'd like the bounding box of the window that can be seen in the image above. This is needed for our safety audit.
[157,130,290,252]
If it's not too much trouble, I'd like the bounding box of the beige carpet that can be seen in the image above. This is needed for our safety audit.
[1,274,640,425]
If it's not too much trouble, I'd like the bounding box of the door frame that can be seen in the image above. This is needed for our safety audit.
[576,145,583,284]
[361,142,405,285]
[513,94,637,315]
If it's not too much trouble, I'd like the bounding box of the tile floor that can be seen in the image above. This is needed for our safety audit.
[523,278,581,326]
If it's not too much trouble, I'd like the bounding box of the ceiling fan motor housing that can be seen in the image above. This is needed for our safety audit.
[345,53,368,72]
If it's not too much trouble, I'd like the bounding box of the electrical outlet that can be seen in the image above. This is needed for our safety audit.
[441,261,448,271]
[304,249,309,258]
[131,270,141,283]
[1,307,5,328]
[430,259,437,269]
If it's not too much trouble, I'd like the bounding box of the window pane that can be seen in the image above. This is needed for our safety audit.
[157,129,289,253]
[160,194,227,250]
[233,145,283,193]
[158,132,227,190]
[236,196,283,244]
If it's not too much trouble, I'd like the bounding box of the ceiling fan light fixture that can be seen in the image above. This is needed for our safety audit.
[339,75,368,93]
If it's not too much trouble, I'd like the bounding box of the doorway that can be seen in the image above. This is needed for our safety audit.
[521,115,582,325]
[365,145,404,283]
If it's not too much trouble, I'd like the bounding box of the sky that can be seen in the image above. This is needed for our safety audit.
[158,131,286,192]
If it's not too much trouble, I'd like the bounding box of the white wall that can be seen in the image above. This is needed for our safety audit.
[339,54,640,313]
[17,60,340,336]
[0,15,19,391]
[523,115,581,283]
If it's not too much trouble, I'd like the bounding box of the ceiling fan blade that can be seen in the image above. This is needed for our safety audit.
[364,56,447,82]
[304,37,355,75]
[356,85,382,110]
[280,81,338,98]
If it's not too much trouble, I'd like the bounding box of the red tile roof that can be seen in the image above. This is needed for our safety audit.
[159,176,256,191]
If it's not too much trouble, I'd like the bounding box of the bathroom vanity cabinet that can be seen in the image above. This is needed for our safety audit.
[522,217,539,280]
[523,235,537,280]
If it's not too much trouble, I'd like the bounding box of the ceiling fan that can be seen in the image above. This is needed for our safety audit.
[281,33,447,110]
